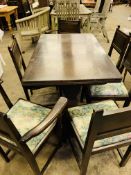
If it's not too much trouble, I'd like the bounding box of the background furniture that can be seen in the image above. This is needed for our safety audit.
[50,4,92,32]
[0,79,67,174]
[15,6,50,41]
[7,0,32,18]
[67,100,131,175]
[0,6,18,30]
[90,0,111,42]
[81,0,96,8]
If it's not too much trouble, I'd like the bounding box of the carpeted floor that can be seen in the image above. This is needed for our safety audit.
[0,4,131,175]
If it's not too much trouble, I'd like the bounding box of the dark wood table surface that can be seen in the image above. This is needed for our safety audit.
[22,34,122,88]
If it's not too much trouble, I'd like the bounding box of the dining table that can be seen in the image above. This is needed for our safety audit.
[22,33,122,104]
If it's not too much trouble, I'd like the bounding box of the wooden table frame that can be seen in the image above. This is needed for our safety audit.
[0,6,18,31]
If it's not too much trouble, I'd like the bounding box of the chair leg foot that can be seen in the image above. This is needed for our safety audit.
[119,146,131,167]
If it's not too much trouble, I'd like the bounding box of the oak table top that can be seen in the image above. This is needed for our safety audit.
[22,34,122,87]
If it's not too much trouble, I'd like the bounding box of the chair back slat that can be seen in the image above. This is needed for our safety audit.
[85,107,131,145]
[8,35,26,81]
[96,107,131,139]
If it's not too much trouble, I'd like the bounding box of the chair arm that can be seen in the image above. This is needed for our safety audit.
[33,7,50,13]
[15,7,50,24]
[20,97,68,142]
[45,29,58,34]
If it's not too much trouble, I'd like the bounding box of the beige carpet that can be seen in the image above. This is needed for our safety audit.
[0,4,131,175]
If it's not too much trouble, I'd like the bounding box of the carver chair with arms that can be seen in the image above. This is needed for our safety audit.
[0,80,68,175]
[15,7,50,42]
[81,26,130,103]
[67,100,131,175]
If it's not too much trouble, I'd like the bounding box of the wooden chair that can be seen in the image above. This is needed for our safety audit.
[90,0,111,42]
[15,7,50,42]
[0,80,67,175]
[108,26,131,71]
[58,18,81,33]
[8,34,57,102]
[67,100,131,175]
[81,26,130,103]
[8,34,31,100]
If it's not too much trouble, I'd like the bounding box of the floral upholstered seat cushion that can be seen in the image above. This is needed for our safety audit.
[68,100,131,148]
[7,99,52,152]
[90,82,128,97]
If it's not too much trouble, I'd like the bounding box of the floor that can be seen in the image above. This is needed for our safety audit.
[0,4,131,175]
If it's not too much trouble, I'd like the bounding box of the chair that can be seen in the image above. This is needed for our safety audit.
[15,7,50,42]
[8,34,58,102]
[67,100,131,175]
[81,26,130,103]
[8,34,31,100]
[0,80,67,175]
[90,0,111,42]
[58,18,81,33]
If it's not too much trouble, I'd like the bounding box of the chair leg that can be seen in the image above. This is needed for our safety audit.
[24,152,41,175]
[120,145,131,167]
[23,88,30,100]
[101,25,109,43]
[0,146,10,162]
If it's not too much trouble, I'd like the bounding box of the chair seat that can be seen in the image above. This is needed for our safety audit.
[7,99,52,152]
[68,100,131,148]
[21,30,40,37]
[90,82,128,98]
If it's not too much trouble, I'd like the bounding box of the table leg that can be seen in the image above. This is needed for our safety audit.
[14,9,18,20]
[5,14,12,31]
[61,85,81,106]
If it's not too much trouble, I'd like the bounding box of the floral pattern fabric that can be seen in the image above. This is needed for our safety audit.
[90,82,128,97]
[68,100,131,148]
[7,99,52,152]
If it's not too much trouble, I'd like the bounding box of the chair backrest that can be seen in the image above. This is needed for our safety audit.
[55,0,80,20]
[108,26,130,70]
[8,35,26,82]
[84,106,131,154]
[58,18,81,33]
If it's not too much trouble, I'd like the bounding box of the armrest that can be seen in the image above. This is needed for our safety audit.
[21,97,68,142]
[33,7,50,13]
[45,29,58,34]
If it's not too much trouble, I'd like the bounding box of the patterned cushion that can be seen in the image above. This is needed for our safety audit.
[68,100,131,148]
[7,99,52,152]
[90,82,128,97]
